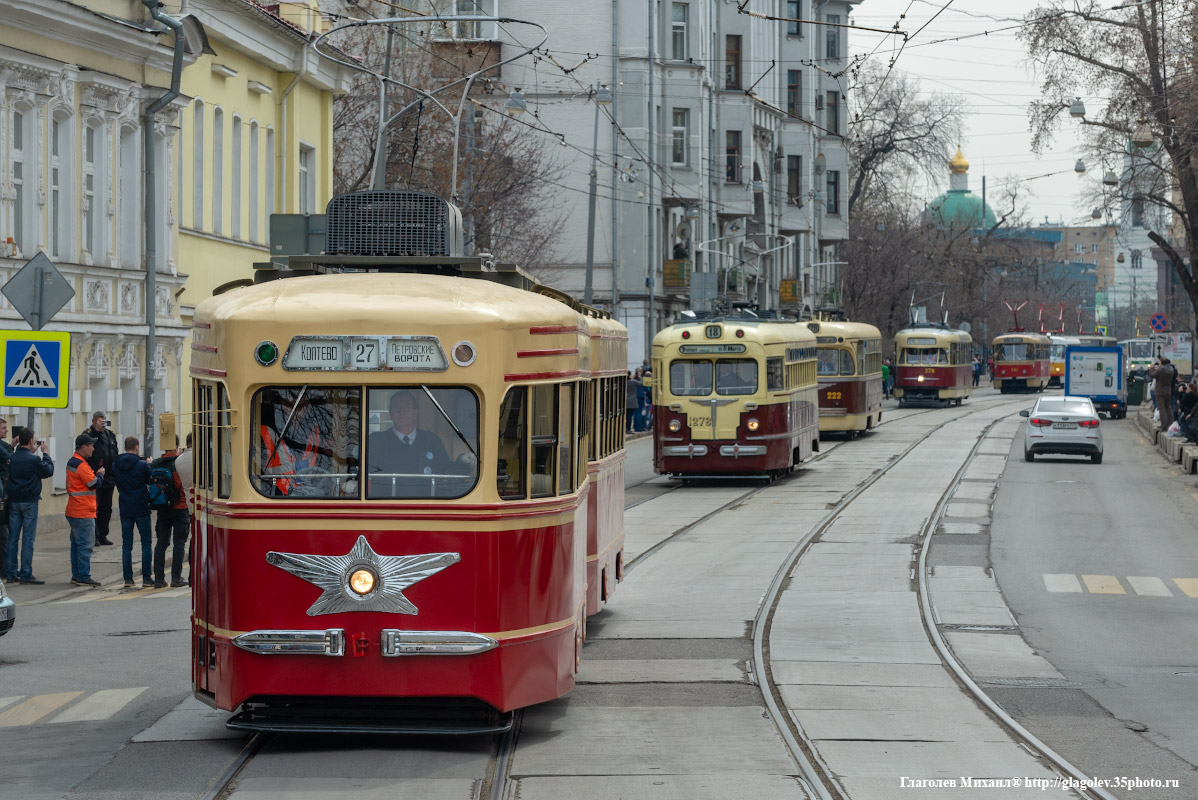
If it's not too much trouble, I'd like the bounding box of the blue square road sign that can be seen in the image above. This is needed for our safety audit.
[0,331,71,408]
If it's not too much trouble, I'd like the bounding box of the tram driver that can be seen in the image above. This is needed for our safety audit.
[367,390,453,498]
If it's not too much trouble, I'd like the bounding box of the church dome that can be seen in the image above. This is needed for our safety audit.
[925,146,996,230]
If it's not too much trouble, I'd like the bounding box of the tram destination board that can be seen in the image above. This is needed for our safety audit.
[678,343,747,354]
[283,335,448,371]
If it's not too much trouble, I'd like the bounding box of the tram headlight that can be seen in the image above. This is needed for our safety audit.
[348,568,377,596]
[747,418,760,431]
[669,419,682,432]
[917,375,925,382]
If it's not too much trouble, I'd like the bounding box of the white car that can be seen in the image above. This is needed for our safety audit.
[0,577,14,636]
[1021,396,1104,464]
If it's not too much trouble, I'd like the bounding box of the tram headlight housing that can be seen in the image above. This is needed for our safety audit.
[917,375,925,382]
[747,417,760,431]
[348,568,377,596]
[669,419,682,432]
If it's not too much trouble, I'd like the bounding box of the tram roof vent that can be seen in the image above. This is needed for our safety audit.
[325,191,464,257]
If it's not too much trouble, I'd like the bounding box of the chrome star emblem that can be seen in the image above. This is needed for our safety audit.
[266,535,460,617]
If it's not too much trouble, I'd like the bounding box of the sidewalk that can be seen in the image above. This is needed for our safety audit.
[1132,399,1198,474]
[3,520,187,606]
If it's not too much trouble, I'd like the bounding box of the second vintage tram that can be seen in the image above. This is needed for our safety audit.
[893,325,974,406]
[652,313,819,479]
[808,319,884,436]
[1049,334,1081,387]
[992,332,1052,392]
[187,191,627,731]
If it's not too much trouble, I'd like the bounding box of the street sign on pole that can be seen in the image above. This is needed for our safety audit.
[0,330,71,408]
[2,252,75,331]
[1149,313,1169,332]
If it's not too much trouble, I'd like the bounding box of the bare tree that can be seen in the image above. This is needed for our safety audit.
[325,4,568,274]
[1022,0,1198,322]
[847,63,967,216]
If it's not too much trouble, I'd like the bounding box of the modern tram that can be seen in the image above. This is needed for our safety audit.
[992,332,1052,393]
[1048,334,1081,387]
[1120,337,1154,375]
[893,325,974,406]
[652,314,820,479]
[1076,333,1117,349]
[187,191,627,732]
[808,319,884,436]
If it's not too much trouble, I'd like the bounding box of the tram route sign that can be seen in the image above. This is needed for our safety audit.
[0,330,71,408]
[1150,313,1169,332]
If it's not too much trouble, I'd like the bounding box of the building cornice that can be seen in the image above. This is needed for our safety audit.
[0,0,186,74]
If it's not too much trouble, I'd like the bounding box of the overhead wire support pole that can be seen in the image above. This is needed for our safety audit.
[313,17,549,202]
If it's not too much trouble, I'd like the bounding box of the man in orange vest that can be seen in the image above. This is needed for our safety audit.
[66,434,105,588]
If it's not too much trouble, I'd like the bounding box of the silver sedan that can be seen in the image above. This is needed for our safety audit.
[0,577,14,636]
[1021,396,1104,464]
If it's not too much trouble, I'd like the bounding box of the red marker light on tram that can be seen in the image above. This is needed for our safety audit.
[682,330,691,339]
[736,329,744,338]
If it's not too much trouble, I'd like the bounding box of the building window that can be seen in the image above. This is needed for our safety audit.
[119,125,139,268]
[212,107,224,234]
[672,108,689,165]
[787,70,801,117]
[1131,194,1144,227]
[825,14,840,59]
[725,35,742,90]
[265,128,276,219]
[192,100,204,229]
[726,130,742,183]
[826,170,840,215]
[231,116,242,239]
[11,108,35,254]
[826,91,839,134]
[435,0,497,41]
[249,122,260,242]
[1092,242,1099,253]
[787,155,802,204]
[82,125,103,259]
[1073,243,1083,254]
[672,3,688,60]
[787,0,801,36]
[299,144,316,214]
[50,115,72,260]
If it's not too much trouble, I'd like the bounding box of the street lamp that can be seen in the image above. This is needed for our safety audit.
[505,88,527,115]
[583,83,613,306]
[1069,97,1086,118]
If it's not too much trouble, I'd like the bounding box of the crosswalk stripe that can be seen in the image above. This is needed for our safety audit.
[1172,578,1198,598]
[1127,576,1173,596]
[1043,573,1083,592]
[0,692,83,727]
[1081,575,1126,594]
[60,591,106,603]
[147,587,191,599]
[49,688,147,723]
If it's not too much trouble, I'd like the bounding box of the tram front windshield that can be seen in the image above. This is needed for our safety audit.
[995,343,1031,361]
[1127,341,1153,359]
[669,358,758,396]
[1050,345,1066,359]
[818,349,856,376]
[901,348,947,365]
[251,385,480,500]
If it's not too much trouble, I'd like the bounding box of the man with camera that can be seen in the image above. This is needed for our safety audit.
[80,411,118,545]
[7,429,54,584]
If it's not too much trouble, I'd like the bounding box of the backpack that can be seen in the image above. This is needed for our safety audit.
[147,455,179,510]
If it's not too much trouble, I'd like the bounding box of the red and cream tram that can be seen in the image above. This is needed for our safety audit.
[992,332,1052,393]
[651,314,819,479]
[808,319,884,436]
[187,191,626,732]
[893,325,974,406]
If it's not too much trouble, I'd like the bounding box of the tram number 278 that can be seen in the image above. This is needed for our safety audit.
[690,416,711,427]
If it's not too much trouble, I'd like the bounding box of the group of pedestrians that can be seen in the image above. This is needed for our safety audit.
[626,367,653,433]
[2,410,192,591]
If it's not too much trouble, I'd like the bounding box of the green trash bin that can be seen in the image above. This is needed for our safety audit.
[1127,375,1145,406]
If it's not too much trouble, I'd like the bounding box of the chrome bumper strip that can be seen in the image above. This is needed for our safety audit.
[719,444,767,457]
[233,629,345,656]
[663,444,709,457]
[381,630,498,656]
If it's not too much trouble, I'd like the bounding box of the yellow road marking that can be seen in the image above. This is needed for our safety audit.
[1081,575,1126,594]
[98,586,169,602]
[0,692,83,727]
[1172,578,1198,598]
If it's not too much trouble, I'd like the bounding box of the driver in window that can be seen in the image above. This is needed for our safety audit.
[368,391,451,497]
[260,394,324,496]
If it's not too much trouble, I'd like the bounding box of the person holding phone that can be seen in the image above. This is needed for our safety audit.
[7,429,54,584]
[80,412,118,545]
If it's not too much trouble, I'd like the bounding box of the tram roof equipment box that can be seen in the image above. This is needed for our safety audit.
[1064,345,1126,416]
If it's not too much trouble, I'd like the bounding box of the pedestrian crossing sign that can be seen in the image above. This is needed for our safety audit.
[0,330,70,408]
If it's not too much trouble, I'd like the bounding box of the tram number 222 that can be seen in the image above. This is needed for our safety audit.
[826,392,843,400]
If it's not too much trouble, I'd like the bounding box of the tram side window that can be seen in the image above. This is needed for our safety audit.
[366,387,478,500]
[716,359,757,395]
[558,383,574,495]
[193,383,209,490]
[839,350,855,376]
[530,384,557,499]
[252,386,363,500]
[671,360,713,396]
[767,357,785,391]
[497,386,527,500]
[217,384,232,499]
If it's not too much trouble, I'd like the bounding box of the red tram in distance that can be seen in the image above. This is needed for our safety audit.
[808,319,884,436]
[893,325,974,407]
[651,314,820,480]
[992,332,1052,393]
[187,191,627,733]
